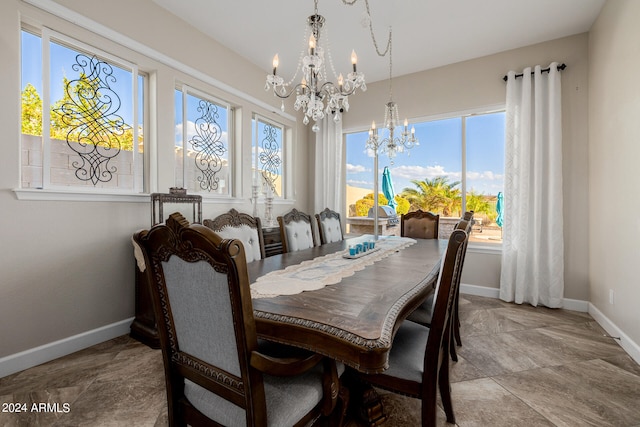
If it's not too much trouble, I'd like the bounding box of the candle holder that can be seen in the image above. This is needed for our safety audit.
[250,184,260,218]
[264,195,276,227]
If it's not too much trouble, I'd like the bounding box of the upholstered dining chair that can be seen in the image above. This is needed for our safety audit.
[407,217,473,362]
[133,213,342,427]
[203,208,265,262]
[451,211,474,350]
[401,209,440,239]
[315,208,344,245]
[277,208,316,253]
[356,229,468,426]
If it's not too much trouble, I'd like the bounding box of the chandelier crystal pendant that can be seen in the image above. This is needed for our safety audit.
[265,0,366,132]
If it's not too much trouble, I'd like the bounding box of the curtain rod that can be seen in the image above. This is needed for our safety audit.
[502,63,567,81]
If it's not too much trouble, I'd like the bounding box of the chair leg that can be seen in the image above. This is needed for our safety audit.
[453,312,462,347]
[438,354,456,425]
[453,289,462,347]
[447,315,458,362]
[449,332,458,362]
[422,384,438,427]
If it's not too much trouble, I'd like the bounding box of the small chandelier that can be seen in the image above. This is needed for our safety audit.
[366,29,417,163]
[265,0,366,132]
[366,28,417,240]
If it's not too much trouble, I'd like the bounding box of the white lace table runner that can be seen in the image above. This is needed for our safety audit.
[251,236,416,299]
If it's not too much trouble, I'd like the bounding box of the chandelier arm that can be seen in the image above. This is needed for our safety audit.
[270,82,308,100]
[317,81,357,97]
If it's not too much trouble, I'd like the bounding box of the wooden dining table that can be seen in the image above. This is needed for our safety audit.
[247,235,447,375]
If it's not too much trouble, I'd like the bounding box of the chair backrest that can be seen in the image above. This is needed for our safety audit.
[422,229,468,381]
[133,213,270,426]
[454,219,472,280]
[204,208,265,262]
[277,208,316,253]
[401,209,440,239]
[462,210,474,222]
[315,208,344,244]
[422,219,470,316]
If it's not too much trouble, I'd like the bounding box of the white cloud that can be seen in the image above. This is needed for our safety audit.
[466,170,503,181]
[346,163,367,173]
[175,120,229,149]
[390,164,459,181]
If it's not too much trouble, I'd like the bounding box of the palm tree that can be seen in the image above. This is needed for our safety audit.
[466,191,497,223]
[401,176,461,216]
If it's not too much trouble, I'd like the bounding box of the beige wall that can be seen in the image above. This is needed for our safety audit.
[0,0,306,359]
[588,0,640,346]
[5,0,637,367]
[344,34,590,301]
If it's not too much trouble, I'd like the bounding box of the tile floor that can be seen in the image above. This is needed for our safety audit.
[1,294,639,426]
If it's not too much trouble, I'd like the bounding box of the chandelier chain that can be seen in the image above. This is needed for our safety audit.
[388,28,393,101]
[283,22,310,88]
[341,0,391,57]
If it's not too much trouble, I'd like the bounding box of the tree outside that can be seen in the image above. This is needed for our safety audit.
[21,83,42,136]
[400,176,462,216]
[21,77,140,152]
[353,193,410,217]
[351,175,500,227]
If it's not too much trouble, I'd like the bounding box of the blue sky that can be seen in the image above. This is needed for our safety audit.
[346,112,505,196]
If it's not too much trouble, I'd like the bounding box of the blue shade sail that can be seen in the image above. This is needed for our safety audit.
[496,191,504,227]
[382,166,397,211]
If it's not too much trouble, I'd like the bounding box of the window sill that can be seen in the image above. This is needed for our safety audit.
[467,243,502,255]
[13,188,297,205]
[13,188,151,202]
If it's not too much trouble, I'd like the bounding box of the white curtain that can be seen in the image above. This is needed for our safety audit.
[314,117,344,219]
[500,62,564,308]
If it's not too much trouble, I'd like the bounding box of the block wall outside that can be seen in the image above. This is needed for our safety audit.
[20,133,143,190]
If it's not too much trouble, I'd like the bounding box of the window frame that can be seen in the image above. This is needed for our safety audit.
[14,3,299,203]
[251,113,290,200]
[18,24,149,197]
[174,83,236,199]
[343,104,505,251]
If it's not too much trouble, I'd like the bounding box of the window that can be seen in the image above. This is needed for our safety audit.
[20,27,146,192]
[175,85,233,196]
[252,115,285,198]
[345,110,505,244]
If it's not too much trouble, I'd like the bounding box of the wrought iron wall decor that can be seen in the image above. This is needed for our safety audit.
[258,122,282,196]
[54,54,130,186]
[189,100,227,192]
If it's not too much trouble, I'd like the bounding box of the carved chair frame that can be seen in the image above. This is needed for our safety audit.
[203,208,266,260]
[277,208,317,253]
[315,208,343,245]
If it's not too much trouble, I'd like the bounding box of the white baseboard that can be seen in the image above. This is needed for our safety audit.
[460,283,500,299]
[562,297,590,312]
[460,283,589,312]
[588,303,640,366]
[460,284,640,365]
[0,317,134,379]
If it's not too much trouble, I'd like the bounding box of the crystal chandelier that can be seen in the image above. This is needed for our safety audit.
[366,30,417,163]
[366,28,418,240]
[265,0,366,132]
